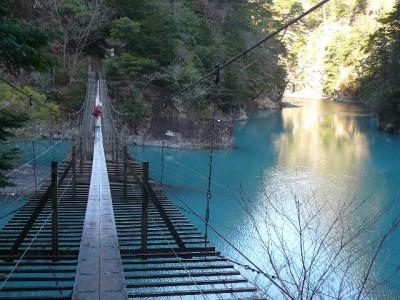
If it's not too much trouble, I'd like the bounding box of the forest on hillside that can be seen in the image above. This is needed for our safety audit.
[0,0,289,123]
[0,0,399,132]
[280,0,399,132]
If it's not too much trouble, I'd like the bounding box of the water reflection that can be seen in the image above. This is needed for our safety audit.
[277,100,370,175]
[133,99,400,298]
[253,100,400,298]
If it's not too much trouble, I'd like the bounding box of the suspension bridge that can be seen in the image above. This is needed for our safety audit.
[0,72,264,299]
[0,1,341,298]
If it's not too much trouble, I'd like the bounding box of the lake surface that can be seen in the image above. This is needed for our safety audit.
[132,99,400,298]
[2,99,400,298]
[0,139,71,226]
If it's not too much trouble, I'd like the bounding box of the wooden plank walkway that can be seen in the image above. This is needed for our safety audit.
[106,157,263,299]
[0,160,93,299]
[72,125,127,299]
[72,82,127,299]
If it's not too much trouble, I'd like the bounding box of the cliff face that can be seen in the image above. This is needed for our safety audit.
[133,115,234,149]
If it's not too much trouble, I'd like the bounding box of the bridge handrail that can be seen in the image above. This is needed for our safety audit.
[9,141,83,254]
[121,148,186,251]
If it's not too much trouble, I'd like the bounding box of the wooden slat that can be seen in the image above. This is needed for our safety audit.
[128,287,258,298]
[108,159,261,299]
[127,278,248,288]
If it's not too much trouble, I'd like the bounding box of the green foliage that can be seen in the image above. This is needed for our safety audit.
[118,53,158,74]
[0,0,16,17]
[357,1,400,126]
[106,0,287,117]
[323,22,372,95]
[277,0,395,100]
[121,90,145,124]
[0,19,55,73]
[0,83,59,121]
[109,17,140,43]
[109,0,177,65]
[58,0,88,15]
[0,1,63,187]
[51,82,86,112]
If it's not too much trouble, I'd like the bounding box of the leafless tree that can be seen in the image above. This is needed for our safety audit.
[35,0,110,85]
[237,178,400,299]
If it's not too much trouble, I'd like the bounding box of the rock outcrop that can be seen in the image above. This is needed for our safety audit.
[132,115,234,149]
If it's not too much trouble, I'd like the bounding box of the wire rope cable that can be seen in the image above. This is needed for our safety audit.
[134,184,210,300]
[151,0,332,107]
[0,173,73,290]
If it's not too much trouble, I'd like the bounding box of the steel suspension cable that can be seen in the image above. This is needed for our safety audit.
[0,173,74,289]
[6,116,82,177]
[133,182,210,300]
[154,0,332,107]
[204,105,216,246]
[31,141,37,191]
[145,163,396,296]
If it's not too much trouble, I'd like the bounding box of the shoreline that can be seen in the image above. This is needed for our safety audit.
[11,105,287,150]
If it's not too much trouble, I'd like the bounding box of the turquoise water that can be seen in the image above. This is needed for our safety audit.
[132,99,400,298]
[0,139,72,227]
[3,99,400,297]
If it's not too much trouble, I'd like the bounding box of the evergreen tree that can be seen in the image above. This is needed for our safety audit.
[0,3,54,187]
[0,19,55,73]
[358,1,400,131]
[105,0,287,118]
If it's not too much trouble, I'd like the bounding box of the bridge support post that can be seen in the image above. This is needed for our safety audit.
[72,145,76,201]
[111,136,115,161]
[116,135,119,176]
[51,161,59,256]
[141,161,149,256]
[123,145,128,199]
[79,137,83,174]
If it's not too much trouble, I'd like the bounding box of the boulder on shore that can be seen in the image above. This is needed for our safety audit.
[251,96,281,110]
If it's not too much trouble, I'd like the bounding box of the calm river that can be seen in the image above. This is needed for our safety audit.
[133,99,400,298]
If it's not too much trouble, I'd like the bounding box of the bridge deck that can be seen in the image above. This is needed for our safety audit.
[106,159,261,299]
[0,161,92,299]
[72,127,127,299]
